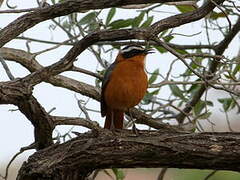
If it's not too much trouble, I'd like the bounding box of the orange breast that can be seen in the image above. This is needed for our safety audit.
[104,56,148,111]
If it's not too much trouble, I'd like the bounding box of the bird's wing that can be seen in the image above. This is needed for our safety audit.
[100,62,117,117]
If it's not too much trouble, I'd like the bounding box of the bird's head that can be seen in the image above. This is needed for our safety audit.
[119,45,154,59]
[116,45,153,59]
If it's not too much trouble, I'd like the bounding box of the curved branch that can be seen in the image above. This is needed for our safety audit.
[52,116,100,130]
[0,0,192,47]
[17,130,240,180]
[0,0,226,89]
[150,0,225,35]
[0,80,53,149]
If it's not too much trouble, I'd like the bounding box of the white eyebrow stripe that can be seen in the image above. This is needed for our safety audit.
[121,46,144,53]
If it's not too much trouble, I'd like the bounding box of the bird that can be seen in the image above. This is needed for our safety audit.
[100,45,153,130]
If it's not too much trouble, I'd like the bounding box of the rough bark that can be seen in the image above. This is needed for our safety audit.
[0,0,225,48]
[0,0,196,47]
[1,0,236,179]
[17,130,240,180]
[0,79,54,149]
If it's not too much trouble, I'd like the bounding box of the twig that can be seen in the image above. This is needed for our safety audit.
[6,0,16,9]
[224,111,234,132]
[16,36,73,46]
[165,59,178,80]
[72,66,102,80]
[152,38,240,95]
[33,35,81,56]
[15,37,215,50]
[2,143,36,180]
[210,0,232,31]
[204,170,218,180]
[0,7,39,13]
[183,53,224,60]
[169,31,201,37]
[231,1,240,13]
[47,107,56,114]
[0,55,15,80]
[89,169,101,180]
[75,95,91,121]
[53,116,100,130]
[157,168,168,180]
[152,37,206,80]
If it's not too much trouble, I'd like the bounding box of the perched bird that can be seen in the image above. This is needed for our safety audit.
[100,45,152,129]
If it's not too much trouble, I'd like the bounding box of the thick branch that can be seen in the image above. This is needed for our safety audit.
[18,96,54,150]
[17,130,240,180]
[150,0,225,35]
[0,47,100,100]
[0,80,53,149]
[0,0,226,90]
[0,0,191,47]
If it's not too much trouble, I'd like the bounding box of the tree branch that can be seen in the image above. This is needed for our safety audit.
[0,0,226,90]
[0,0,192,47]
[52,116,100,130]
[0,47,101,101]
[150,0,225,35]
[0,79,53,149]
[16,36,215,50]
[17,130,240,180]
[176,17,240,123]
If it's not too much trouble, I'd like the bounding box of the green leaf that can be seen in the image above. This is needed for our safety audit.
[194,100,205,115]
[143,89,159,104]
[109,19,133,29]
[112,168,125,180]
[140,16,153,28]
[206,100,214,107]
[176,5,195,13]
[154,46,167,53]
[218,98,234,111]
[169,84,187,101]
[62,20,71,29]
[132,12,145,27]
[78,12,97,25]
[159,30,169,37]
[198,112,212,119]
[163,35,174,42]
[106,8,116,25]
[210,11,228,20]
[150,89,160,95]
[176,49,188,55]
[232,64,240,76]
[148,69,159,84]
[187,79,201,93]
[182,51,203,76]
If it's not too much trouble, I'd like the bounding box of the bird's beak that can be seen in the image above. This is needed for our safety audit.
[144,48,154,54]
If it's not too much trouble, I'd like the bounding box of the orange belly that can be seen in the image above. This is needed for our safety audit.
[104,60,147,111]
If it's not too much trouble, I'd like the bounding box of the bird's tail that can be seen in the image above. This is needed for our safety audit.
[104,109,124,129]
